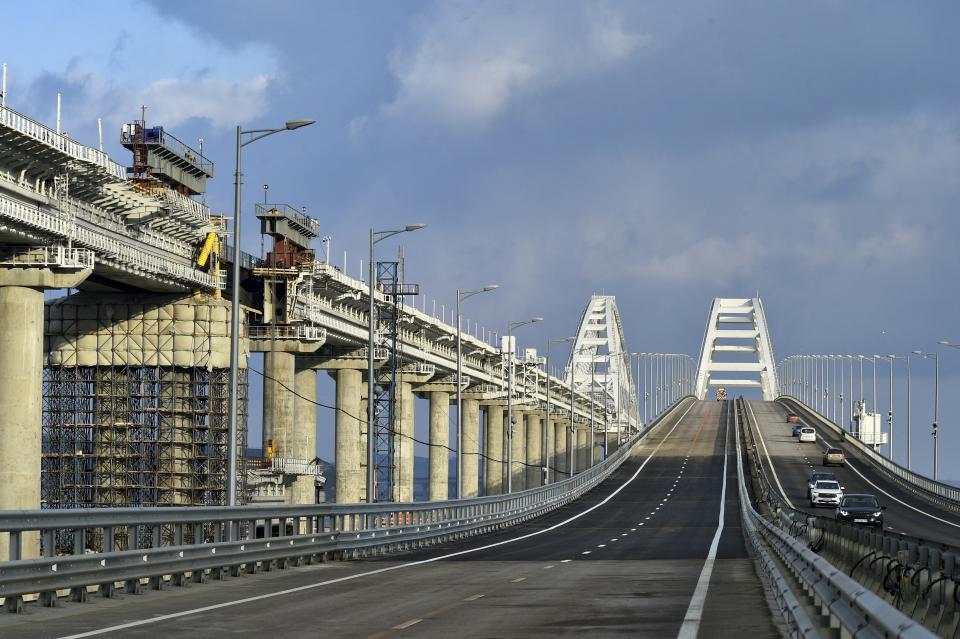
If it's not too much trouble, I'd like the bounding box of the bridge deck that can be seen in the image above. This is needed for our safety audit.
[746,400,960,546]
[0,401,780,638]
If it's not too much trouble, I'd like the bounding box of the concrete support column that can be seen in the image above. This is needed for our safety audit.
[553,420,568,479]
[525,413,543,488]
[292,367,317,505]
[0,286,43,560]
[428,391,450,501]
[461,398,480,498]
[510,411,526,492]
[577,427,588,473]
[0,265,88,560]
[262,350,296,458]
[394,382,415,502]
[334,368,363,503]
[484,405,504,496]
[593,430,602,465]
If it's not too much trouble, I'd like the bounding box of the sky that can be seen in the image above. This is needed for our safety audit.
[5,1,959,479]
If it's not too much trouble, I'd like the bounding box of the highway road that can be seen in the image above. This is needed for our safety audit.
[0,400,780,638]
[745,400,960,547]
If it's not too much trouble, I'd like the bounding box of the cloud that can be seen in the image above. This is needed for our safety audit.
[630,235,771,282]
[119,75,274,129]
[359,1,648,129]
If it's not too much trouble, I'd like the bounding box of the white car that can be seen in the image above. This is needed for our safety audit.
[810,479,843,507]
[798,427,816,443]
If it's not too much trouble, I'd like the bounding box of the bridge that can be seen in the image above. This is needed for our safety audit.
[0,93,957,638]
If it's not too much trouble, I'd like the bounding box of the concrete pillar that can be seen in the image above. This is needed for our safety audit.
[525,413,543,488]
[0,264,89,560]
[359,397,368,502]
[553,420,567,480]
[262,350,296,458]
[510,410,525,492]
[484,405,504,496]
[291,367,318,505]
[428,391,450,501]
[0,286,43,559]
[461,398,480,498]
[394,382,415,502]
[335,368,363,503]
[593,430,602,465]
[577,427,588,473]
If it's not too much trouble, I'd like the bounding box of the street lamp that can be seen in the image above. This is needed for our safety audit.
[366,224,427,503]
[878,355,896,461]
[455,285,499,498]
[546,336,575,484]
[227,117,315,509]
[912,350,940,480]
[506,317,543,493]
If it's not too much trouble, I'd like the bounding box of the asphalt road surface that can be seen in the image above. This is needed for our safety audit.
[0,400,780,639]
[745,400,960,546]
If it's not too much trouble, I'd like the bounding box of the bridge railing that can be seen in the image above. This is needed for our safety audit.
[0,190,221,290]
[777,396,960,512]
[0,106,127,180]
[734,398,939,639]
[0,397,696,608]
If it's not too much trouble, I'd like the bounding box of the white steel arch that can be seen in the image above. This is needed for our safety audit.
[694,297,779,400]
[564,295,637,428]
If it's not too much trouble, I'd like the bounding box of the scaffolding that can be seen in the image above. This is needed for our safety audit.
[42,365,247,510]
[42,294,249,519]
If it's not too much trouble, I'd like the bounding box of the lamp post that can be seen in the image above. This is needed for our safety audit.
[631,352,640,435]
[227,118,314,509]
[455,285,498,498]
[546,336,575,484]
[880,355,896,460]
[906,353,912,470]
[913,350,940,480]
[366,224,427,503]
[506,317,542,493]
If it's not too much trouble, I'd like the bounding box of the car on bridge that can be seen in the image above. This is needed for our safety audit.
[786,412,799,424]
[836,494,886,527]
[810,479,843,507]
[807,471,836,497]
[822,447,845,467]
[792,424,803,437]
[798,426,817,443]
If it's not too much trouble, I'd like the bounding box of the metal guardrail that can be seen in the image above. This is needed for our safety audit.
[778,396,960,512]
[0,397,697,609]
[248,324,326,341]
[733,398,937,639]
[0,191,221,290]
[0,245,93,269]
[0,106,127,179]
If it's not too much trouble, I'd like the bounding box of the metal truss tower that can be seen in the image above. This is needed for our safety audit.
[371,261,417,501]
[564,295,636,428]
[694,297,779,400]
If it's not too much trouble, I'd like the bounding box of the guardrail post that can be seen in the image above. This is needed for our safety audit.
[4,594,24,613]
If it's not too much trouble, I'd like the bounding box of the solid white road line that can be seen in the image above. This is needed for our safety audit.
[677,404,730,639]
[393,618,423,630]
[58,403,699,639]
[745,400,796,509]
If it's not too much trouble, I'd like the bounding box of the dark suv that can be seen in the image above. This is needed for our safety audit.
[836,494,886,527]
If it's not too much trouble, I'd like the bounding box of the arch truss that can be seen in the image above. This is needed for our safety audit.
[694,297,779,400]
[565,295,638,430]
